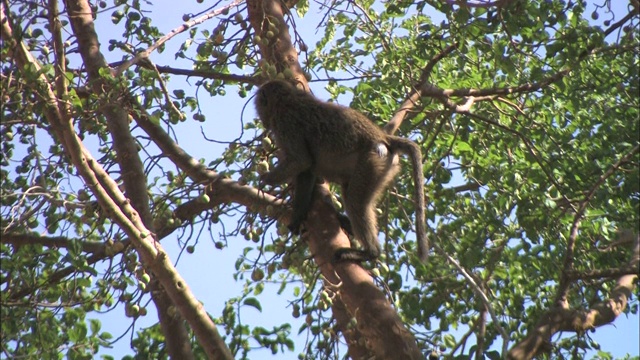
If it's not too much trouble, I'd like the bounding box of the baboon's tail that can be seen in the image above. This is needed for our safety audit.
[388,136,429,262]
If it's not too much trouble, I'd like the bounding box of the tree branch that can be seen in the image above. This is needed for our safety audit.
[508,230,640,360]
[0,233,107,254]
[554,144,640,308]
[65,0,195,356]
[433,242,510,357]
[2,2,234,358]
[418,10,638,111]
[245,1,425,358]
[566,265,639,281]
[155,65,260,85]
[5,193,265,301]
[113,0,244,77]
[384,42,458,135]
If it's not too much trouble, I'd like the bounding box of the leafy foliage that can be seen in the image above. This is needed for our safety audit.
[1,0,638,359]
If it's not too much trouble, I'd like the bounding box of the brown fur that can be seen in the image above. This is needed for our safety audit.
[255,80,428,262]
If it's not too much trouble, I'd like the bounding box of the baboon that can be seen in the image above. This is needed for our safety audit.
[255,80,428,262]
[287,169,354,237]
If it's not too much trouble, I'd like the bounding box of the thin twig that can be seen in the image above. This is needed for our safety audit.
[114,0,244,76]
[433,243,510,358]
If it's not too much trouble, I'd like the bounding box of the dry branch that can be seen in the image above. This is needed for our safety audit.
[245,1,425,358]
[508,230,640,360]
[1,2,234,358]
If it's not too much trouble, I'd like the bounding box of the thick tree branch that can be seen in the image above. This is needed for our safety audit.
[555,144,640,308]
[66,0,152,228]
[151,281,195,360]
[0,233,108,254]
[64,0,195,357]
[245,1,425,358]
[247,0,309,89]
[128,100,288,220]
[1,3,233,359]
[508,230,640,360]
[47,0,70,118]
[476,309,487,360]
[245,0,372,356]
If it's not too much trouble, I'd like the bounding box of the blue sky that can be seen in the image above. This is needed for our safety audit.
[92,1,638,358]
[7,0,638,358]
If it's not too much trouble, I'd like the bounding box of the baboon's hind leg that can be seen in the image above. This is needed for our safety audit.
[288,169,317,234]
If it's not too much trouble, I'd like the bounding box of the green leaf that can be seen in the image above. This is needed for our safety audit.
[456,141,473,153]
[243,297,262,312]
[68,322,87,342]
[296,0,309,18]
[89,319,101,334]
[443,334,456,349]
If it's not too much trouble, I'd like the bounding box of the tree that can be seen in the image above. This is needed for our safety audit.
[1,0,638,359]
